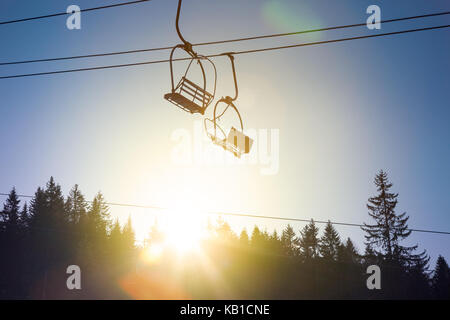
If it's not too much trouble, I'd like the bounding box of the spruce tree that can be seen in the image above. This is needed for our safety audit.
[239,229,249,247]
[45,177,67,225]
[298,219,320,260]
[108,218,123,262]
[280,224,299,257]
[87,192,111,236]
[0,188,22,298]
[1,187,21,230]
[65,184,87,224]
[110,219,122,242]
[251,226,263,248]
[269,230,282,253]
[319,221,341,261]
[19,202,30,228]
[46,177,71,262]
[215,219,236,242]
[362,170,431,298]
[122,215,136,251]
[337,238,359,264]
[82,192,111,263]
[362,170,422,263]
[432,255,450,299]
[116,215,136,269]
[406,253,431,299]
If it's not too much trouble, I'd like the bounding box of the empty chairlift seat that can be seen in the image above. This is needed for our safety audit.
[211,126,253,158]
[164,0,217,115]
[226,127,253,157]
[164,77,213,115]
[204,54,253,158]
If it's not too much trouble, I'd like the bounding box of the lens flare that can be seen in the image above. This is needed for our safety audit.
[262,0,323,41]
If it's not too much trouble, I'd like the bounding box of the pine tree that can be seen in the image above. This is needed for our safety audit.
[251,226,263,247]
[107,218,123,265]
[362,170,422,264]
[239,229,249,247]
[45,177,67,225]
[215,218,236,242]
[280,224,299,257]
[432,255,450,299]
[335,238,362,299]
[65,184,87,224]
[78,191,112,266]
[345,238,359,262]
[19,202,30,228]
[319,221,341,261]
[298,219,320,260]
[87,192,111,236]
[1,187,21,230]
[120,215,136,269]
[0,188,23,298]
[269,230,282,253]
[28,178,67,235]
[28,187,50,252]
[122,215,136,251]
[406,252,431,299]
[362,171,431,297]
[110,219,122,243]
[337,238,359,264]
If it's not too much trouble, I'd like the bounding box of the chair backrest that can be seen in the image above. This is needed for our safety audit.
[177,77,213,107]
[226,127,253,154]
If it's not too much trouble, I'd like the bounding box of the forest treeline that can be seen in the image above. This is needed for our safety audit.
[0,171,449,299]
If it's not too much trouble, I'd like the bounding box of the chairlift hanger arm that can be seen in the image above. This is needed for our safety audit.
[224,53,238,102]
[169,44,184,92]
[213,100,244,132]
[175,0,194,54]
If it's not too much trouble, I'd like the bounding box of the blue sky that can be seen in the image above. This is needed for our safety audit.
[1,0,449,265]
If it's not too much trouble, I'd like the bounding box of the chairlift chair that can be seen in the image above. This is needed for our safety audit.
[204,54,253,158]
[164,0,216,115]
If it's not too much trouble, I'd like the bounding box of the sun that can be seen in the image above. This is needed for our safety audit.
[160,208,207,254]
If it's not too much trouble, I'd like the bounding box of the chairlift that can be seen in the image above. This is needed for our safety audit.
[204,54,253,158]
[164,0,216,115]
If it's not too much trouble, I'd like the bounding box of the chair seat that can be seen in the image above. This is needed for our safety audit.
[164,92,205,114]
[226,127,253,155]
[211,138,243,158]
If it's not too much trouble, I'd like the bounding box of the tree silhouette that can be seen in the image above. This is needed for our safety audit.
[319,221,341,261]
[65,184,87,224]
[362,170,430,298]
[0,175,448,299]
[281,224,299,257]
[337,238,359,264]
[19,202,30,228]
[0,188,23,298]
[362,170,416,262]
[1,187,21,228]
[123,215,136,251]
[239,229,249,247]
[432,255,450,299]
[299,219,319,261]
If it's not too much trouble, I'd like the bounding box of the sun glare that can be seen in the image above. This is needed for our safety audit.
[142,242,164,264]
[160,208,207,255]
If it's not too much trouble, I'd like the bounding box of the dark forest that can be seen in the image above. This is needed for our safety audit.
[1,171,449,299]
